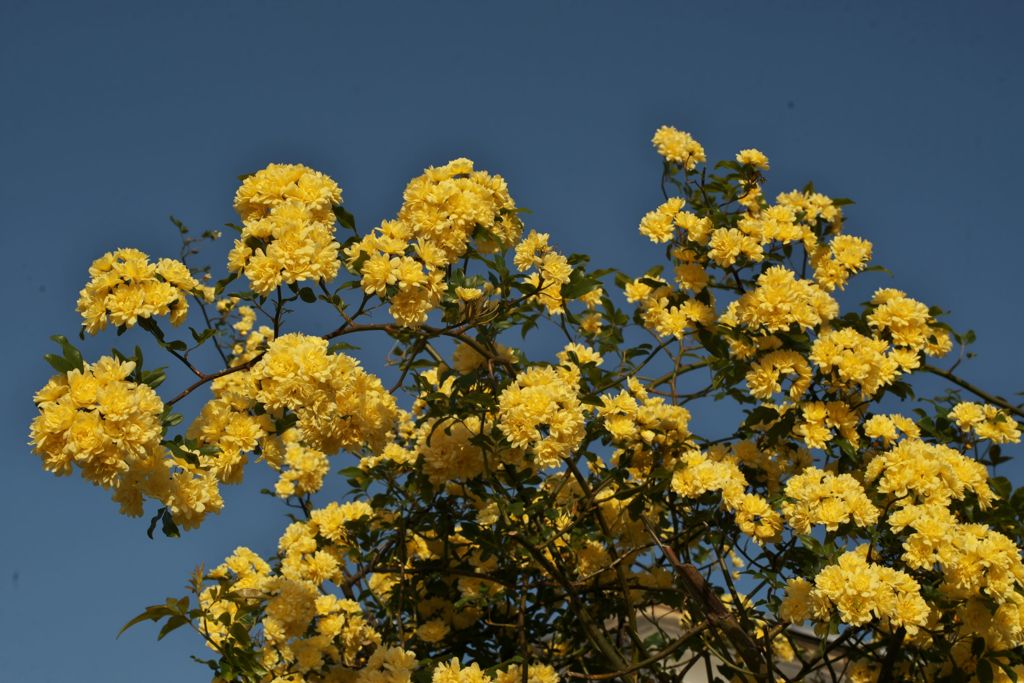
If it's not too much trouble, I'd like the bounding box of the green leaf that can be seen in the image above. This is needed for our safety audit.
[561,269,600,299]
[991,476,1012,500]
[977,659,994,683]
[190,327,216,344]
[166,340,188,353]
[47,335,84,372]
[157,615,188,641]
[146,508,165,539]
[298,287,317,303]
[117,604,172,638]
[334,205,357,231]
[161,512,181,538]
[43,353,77,373]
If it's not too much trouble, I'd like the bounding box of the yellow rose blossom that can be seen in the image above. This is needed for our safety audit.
[736,148,770,169]
[652,125,706,171]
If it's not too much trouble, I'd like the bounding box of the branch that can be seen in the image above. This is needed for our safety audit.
[643,519,769,679]
[921,363,1024,420]
[565,620,710,680]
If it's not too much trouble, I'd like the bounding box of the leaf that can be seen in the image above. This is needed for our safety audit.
[43,353,77,373]
[157,615,188,641]
[189,327,216,344]
[976,659,994,683]
[334,205,357,231]
[560,269,601,299]
[162,511,181,538]
[298,287,317,303]
[991,476,1013,500]
[146,508,165,539]
[117,604,172,638]
[166,340,188,353]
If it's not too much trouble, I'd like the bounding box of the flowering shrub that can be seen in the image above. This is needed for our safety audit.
[29,129,1024,682]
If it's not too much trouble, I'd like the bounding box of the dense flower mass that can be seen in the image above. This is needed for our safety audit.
[30,356,163,486]
[249,333,398,456]
[497,364,585,468]
[344,158,524,326]
[27,125,1024,683]
[77,249,214,334]
[30,356,224,527]
[228,163,343,295]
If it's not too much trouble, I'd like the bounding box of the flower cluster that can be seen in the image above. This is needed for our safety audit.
[722,266,838,334]
[345,158,523,326]
[949,401,1022,443]
[30,356,163,489]
[781,467,879,534]
[249,333,397,457]
[671,449,782,543]
[781,548,930,635]
[651,125,706,170]
[77,248,214,334]
[498,364,585,468]
[228,163,342,295]
[30,356,223,528]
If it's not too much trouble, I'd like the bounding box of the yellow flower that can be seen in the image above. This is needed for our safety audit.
[736,148,770,169]
[638,197,685,243]
[498,365,585,468]
[782,467,879,534]
[76,249,213,334]
[652,125,706,171]
[745,350,812,403]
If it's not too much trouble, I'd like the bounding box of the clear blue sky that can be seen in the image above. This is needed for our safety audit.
[2,1,1022,680]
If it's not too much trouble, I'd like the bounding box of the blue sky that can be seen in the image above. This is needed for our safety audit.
[2,1,1022,680]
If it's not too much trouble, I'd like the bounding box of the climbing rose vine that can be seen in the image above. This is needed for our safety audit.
[29,127,1024,682]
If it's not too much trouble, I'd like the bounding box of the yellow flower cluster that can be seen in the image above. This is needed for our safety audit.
[865,438,994,509]
[638,197,685,244]
[77,248,214,334]
[514,230,573,315]
[707,227,764,268]
[781,467,879,534]
[811,235,872,291]
[497,365,585,468]
[346,158,523,326]
[274,436,329,499]
[228,163,342,296]
[30,356,163,489]
[736,148,770,169]
[624,275,715,340]
[949,401,1022,444]
[416,416,487,484]
[809,328,901,397]
[781,547,930,634]
[30,356,225,528]
[867,288,951,357]
[249,333,397,457]
[432,658,558,683]
[186,369,271,485]
[599,377,692,473]
[671,449,782,543]
[651,125,706,171]
[792,400,859,450]
[721,266,838,335]
[745,350,811,403]
[203,506,414,682]
[735,204,804,246]
[775,189,842,226]
[862,412,920,446]
[855,427,1024,655]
